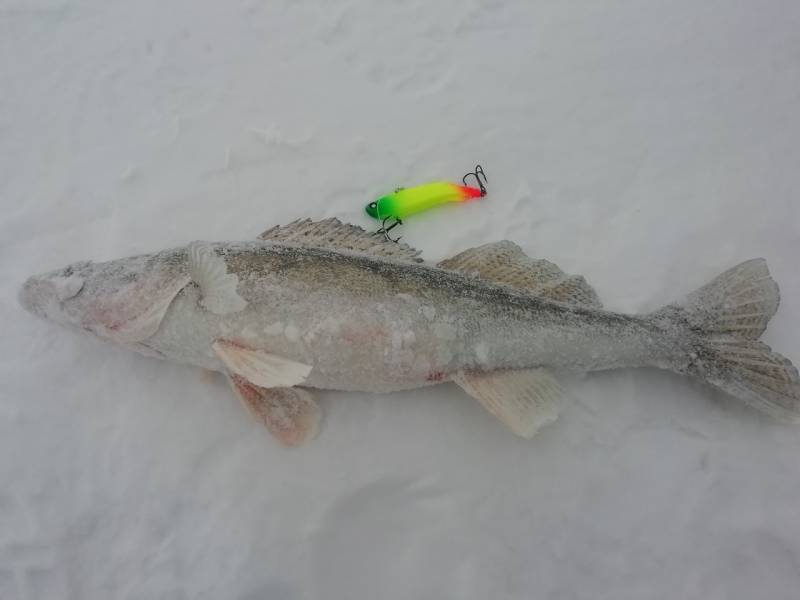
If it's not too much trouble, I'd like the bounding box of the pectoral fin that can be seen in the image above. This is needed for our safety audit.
[453,368,564,438]
[212,340,312,388]
[188,242,247,315]
[227,374,320,446]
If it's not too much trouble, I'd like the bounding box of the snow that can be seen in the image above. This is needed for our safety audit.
[2,0,800,598]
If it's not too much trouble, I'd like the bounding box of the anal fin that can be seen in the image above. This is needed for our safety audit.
[227,374,321,446]
[453,368,564,438]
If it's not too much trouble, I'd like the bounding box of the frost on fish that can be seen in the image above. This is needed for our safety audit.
[18,219,800,445]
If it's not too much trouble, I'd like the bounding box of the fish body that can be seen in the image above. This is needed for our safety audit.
[144,243,671,392]
[19,219,800,445]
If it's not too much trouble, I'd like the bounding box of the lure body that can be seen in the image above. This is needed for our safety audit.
[366,182,483,221]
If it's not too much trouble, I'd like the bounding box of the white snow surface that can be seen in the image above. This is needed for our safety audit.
[2,1,800,598]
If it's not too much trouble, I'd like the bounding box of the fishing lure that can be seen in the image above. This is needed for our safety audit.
[366,165,487,241]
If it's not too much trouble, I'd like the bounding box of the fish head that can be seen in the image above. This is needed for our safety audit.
[19,259,94,327]
[19,252,191,343]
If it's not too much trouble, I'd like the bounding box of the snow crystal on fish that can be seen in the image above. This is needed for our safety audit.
[421,306,436,320]
[284,323,300,342]
[264,322,284,335]
[475,342,489,364]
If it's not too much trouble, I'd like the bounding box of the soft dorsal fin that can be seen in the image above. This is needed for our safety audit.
[259,218,423,263]
[438,241,602,308]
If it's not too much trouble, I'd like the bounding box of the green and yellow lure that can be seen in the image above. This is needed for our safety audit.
[366,165,487,240]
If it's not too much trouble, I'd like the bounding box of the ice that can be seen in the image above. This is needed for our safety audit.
[2,1,800,598]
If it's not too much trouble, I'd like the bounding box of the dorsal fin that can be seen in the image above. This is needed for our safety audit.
[258,218,423,263]
[438,241,602,308]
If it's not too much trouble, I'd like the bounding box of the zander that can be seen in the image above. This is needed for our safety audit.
[19,219,800,445]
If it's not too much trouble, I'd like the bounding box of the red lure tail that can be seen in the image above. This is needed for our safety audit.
[457,184,485,200]
[462,164,488,196]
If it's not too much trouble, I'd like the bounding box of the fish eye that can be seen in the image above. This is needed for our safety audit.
[60,261,91,278]
[369,202,377,208]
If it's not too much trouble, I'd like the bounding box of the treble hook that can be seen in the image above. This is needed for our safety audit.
[376,217,403,243]
[462,164,488,196]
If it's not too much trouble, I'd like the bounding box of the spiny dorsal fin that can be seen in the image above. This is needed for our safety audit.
[258,218,423,263]
[438,241,602,309]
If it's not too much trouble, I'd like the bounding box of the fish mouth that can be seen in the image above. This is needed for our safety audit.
[18,275,55,318]
[18,271,85,319]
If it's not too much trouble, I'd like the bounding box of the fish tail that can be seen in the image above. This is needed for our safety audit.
[652,259,800,422]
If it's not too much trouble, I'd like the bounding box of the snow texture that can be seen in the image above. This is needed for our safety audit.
[2,1,800,598]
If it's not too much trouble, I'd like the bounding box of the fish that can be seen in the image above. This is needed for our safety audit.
[18,218,800,446]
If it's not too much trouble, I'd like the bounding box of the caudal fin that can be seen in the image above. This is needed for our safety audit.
[657,258,800,422]
[696,338,800,422]
[680,258,780,339]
